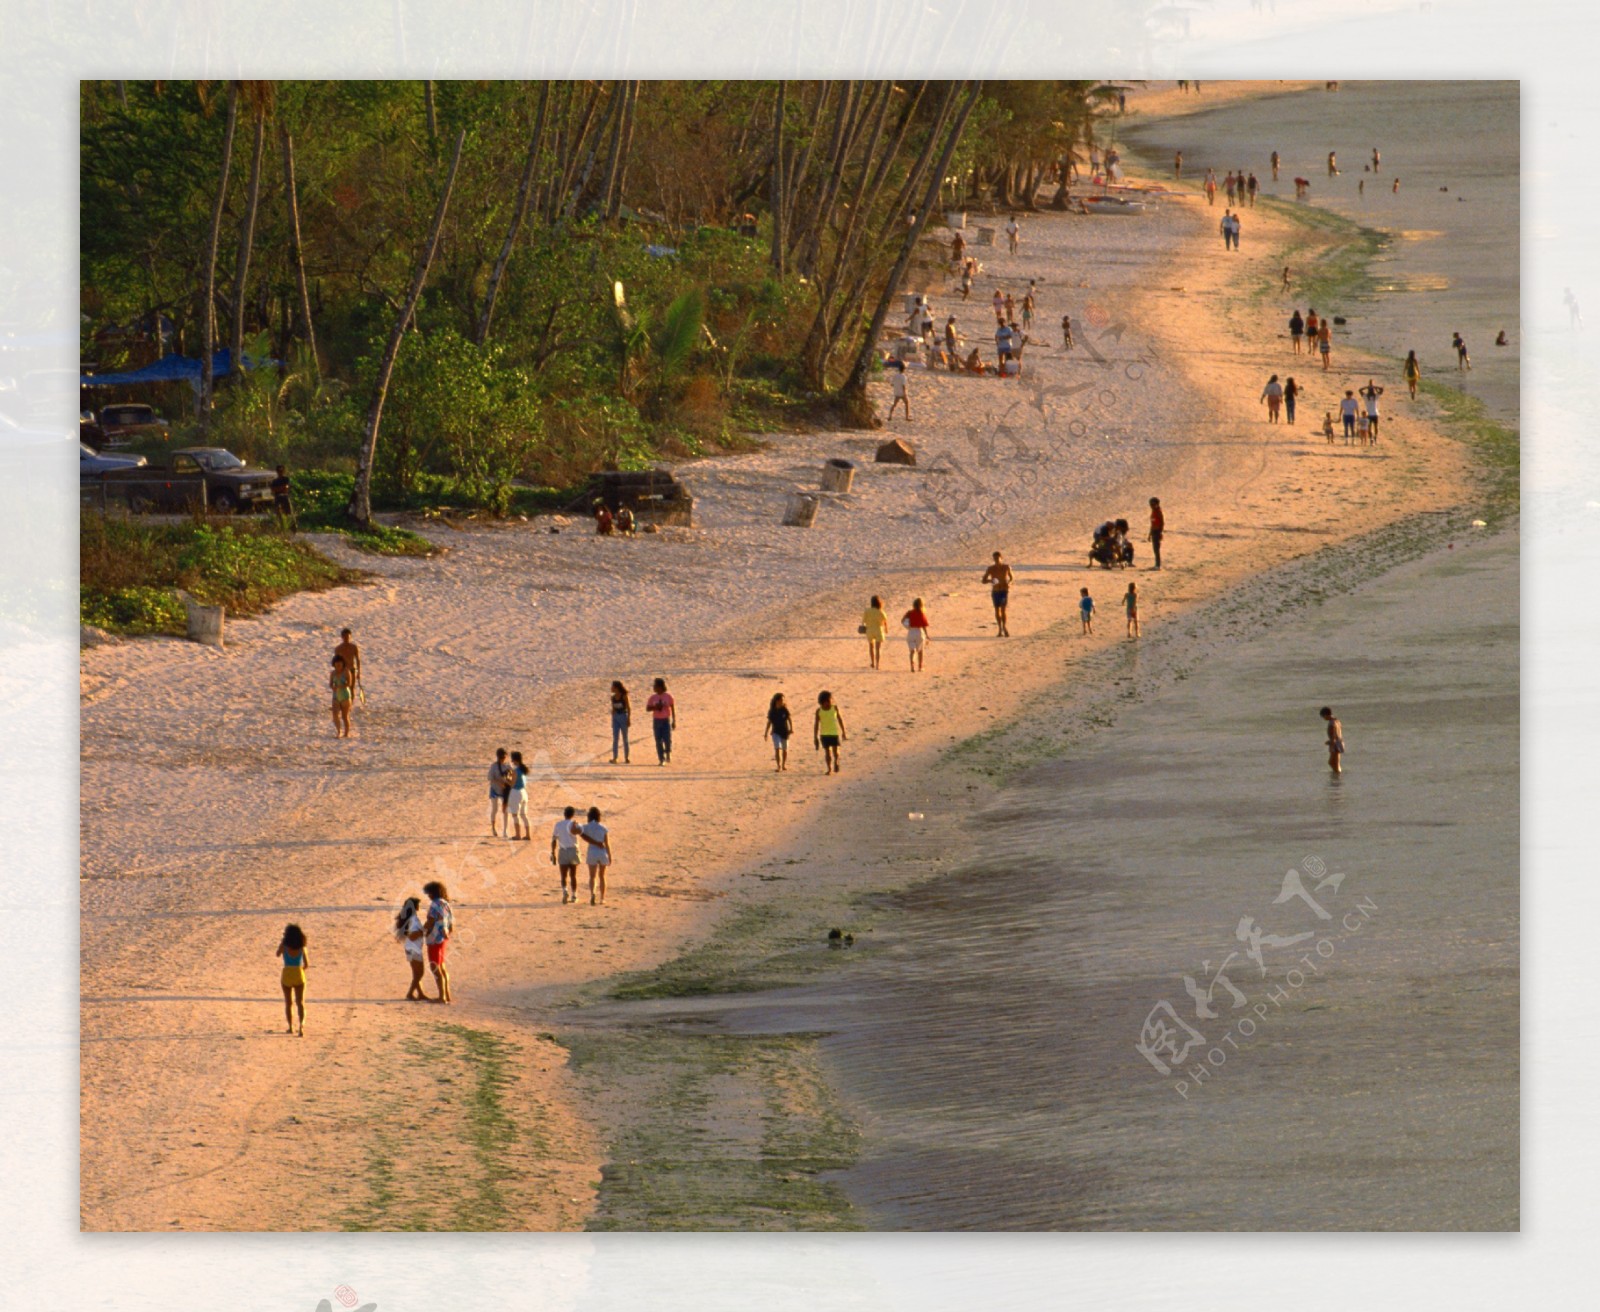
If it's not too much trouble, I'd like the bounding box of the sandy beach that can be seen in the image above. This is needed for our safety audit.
[80,96,1492,1230]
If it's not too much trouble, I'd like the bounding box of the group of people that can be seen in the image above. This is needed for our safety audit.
[1331,383,1385,446]
[1086,498,1165,570]
[763,690,849,774]
[1287,307,1335,370]
[1203,168,1259,207]
[1076,581,1140,638]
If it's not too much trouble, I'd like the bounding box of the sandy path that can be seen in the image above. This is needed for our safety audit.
[80,140,1479,1230]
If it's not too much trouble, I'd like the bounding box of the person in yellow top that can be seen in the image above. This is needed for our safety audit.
[861,595,889,669]
[814,691,848,775]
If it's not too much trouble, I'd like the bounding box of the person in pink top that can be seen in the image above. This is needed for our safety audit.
[902,597,931,672]
[646,677,677,764]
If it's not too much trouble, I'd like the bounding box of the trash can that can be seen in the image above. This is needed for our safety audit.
[820,458,856,494]
[782,493,821,527]
[183,595,225,648]
[946,210,967,230]
[975,226,997,247]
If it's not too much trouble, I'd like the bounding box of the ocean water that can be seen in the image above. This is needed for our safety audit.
[799,530,1518,1230]
[1120,80,1521,423]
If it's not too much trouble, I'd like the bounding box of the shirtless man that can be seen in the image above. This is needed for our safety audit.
[333,628,363,703]
[982,551,1015,636]
[1320,707,1345,775]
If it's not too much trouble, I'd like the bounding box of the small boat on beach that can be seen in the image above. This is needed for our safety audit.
[1082,194,1146,215]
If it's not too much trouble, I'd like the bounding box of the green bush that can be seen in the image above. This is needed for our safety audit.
[80,585,187,636]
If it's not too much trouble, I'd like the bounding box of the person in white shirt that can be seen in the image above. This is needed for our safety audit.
[1358,380,1384,442]
[551,805,583,904]
[887,360,910,420]
[1005,216,1020,254]
[394,896,426,1000]
[1339,390,1360,443]
[581,807,613,906]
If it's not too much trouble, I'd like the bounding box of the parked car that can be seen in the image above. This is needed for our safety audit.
[82,403,170,449]
[80,441,148,477]
[99,446,276,513]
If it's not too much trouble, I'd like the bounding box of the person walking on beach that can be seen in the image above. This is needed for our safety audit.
[1453,332,1472,370]
[1270,149,1281,181]
[1261,374,1284,423]
[1404,349,1422,399]
[1322,410,1337,443]
[1174,150,1183,179]
[1228,211,1242,250]
[1148,497,1165,570]
[1283,265,1292,292]
[329,655,354,738]
[814,691,848,775]
[1005,215,1020,254]
[1340,390,1360,443]
[902,598,931,672]
[862,595,889,669]
[1317,320,1333,370]
[487,747,512,836]
[1021,291,1035,332]
[580,807,612,905]
[551,806,582,903]
[1284,376,1301,426]
[609,681,632,764]
[1061,313,1074,350]
[1123,582,1140,638]
[992,289,1005,324]
[765,693,793,772]
[945,316,959,366]
[276,923,308,1037]
[1204,170,1217,206]
[1224,171,1237,205]
[1359,380,1384,442]
[1320,707,1345,775]
[647,679,676,764]
[1289,309,1305,353]
[1247,172,1259,206]
[983,551,1015,636]
[960,260,974,301]
[395,897,426,1000]
[422,881,453,1002]
[1220,208,1234,250]
[1079,587,1095,635]
[951,229,965,268]
[506,751,530,840]
[333,629,363,700]
[887,359,910,420]
[1565,287,1584,329]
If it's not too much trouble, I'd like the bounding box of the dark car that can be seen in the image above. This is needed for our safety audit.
[84,403,170,450]
[99,446,277,513]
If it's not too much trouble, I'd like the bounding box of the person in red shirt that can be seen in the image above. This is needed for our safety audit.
[646,678,676,764]
[1147,497,1165,570]
[902,597,931,672]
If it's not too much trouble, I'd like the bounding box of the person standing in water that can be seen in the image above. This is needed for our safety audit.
[861,595,889,669]
[1123,582,1140,638]
[1453,332,1472,370]
[1270,149,1281,181]
[647,678,676,764]
[1328,150,1338,176]
[902,598,931,672]
[1320,707,1345,775]
[276,923,308,1036]
[982,551,1014,636]
[1404,350,1422,399]
[765,692,793,772]
[1174,150,1183,178]
[814,691,848,775]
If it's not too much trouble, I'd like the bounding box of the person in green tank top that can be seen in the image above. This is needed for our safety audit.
[814,690,848,775]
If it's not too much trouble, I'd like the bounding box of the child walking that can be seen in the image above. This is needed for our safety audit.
[276,923,308,1036]
[1079,587,1095,635]
[1123,582,1140,638]
[765,692,793,772]
[814,691,848,775]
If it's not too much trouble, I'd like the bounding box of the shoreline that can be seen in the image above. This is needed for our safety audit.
[80,121,1490,1229]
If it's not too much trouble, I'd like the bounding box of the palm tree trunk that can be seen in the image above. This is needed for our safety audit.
[606,81,638,222]
[229,110,266,382]
[839,82,981,423]
[348,128,466,529]
[769,80,787,277]
[477,83,550,345]
[199,82,239,429]
[279,124,319,379]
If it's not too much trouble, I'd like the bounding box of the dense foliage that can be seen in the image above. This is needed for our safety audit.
[81,80,1116,514]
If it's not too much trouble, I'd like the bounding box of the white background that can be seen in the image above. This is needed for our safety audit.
[5,1,1592,1307]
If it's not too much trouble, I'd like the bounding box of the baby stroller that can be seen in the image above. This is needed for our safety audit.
[1088,518,1135,569]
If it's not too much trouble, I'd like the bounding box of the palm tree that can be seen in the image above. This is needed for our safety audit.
[198,82,239,428]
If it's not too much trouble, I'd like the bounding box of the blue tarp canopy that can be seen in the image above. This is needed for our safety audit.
[81,348,266,388]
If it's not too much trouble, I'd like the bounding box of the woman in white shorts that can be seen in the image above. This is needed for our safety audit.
[506,750,530,840]
[902,597,931,672]
[581,806,613,905]
[395,896,426,1000]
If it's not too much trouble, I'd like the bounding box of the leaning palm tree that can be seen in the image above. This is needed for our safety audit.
[198,81,239,429]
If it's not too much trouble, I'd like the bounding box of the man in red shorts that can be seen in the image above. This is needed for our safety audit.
[422,880,453,1004]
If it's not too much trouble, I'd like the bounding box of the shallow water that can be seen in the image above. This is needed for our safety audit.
[1120,80,1521,423]
[776,530,1519,1229]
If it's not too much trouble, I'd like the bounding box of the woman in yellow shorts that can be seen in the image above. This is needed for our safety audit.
[861,595,889,670]
[276,923,308,1036]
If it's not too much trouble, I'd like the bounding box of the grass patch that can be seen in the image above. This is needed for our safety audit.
[80,513,359,636]
[1419,378,1520,523]
[288,469,438,556]
[1255,195,1389,309]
